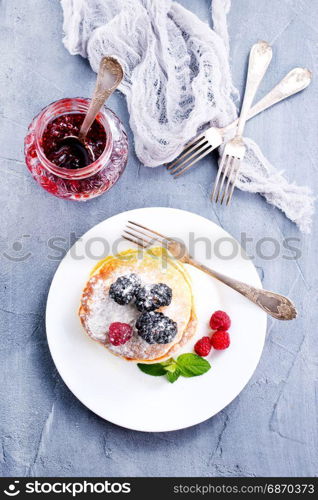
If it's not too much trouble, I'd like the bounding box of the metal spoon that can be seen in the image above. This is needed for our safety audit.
[57,56,124,166]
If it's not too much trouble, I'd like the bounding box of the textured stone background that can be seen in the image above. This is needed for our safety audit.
[0,0,317,477]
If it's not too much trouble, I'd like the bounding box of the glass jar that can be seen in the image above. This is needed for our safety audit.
[24,98,128,200]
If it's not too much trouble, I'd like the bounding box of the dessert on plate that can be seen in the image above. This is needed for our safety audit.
[79,247,197,361]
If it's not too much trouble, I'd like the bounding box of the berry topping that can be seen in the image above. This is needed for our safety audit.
[136,311,177,344]
[42,113,106,169]
[194,337,211,357]
[108,322,133,346]
[209,310,231,331]
[210,330,230,350]
[109,274,141,305]
[135,283,172,312]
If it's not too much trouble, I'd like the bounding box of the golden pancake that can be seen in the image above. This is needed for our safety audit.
[79,247,197,361]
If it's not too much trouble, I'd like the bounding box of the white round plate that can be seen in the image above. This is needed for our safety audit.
[46,207,266,432]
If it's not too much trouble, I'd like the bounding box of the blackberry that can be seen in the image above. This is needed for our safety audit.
[136,311,177,344]
[109,274,141,305]
[135,283,172,312]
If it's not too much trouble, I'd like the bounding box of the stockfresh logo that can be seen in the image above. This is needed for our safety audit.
[3,480,131,497]
[3,481,20,496]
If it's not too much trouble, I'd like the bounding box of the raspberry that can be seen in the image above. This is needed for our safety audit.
[210,331,230,350]
[194,337,211,357]
[209,310,231,331]
[108,322,133,346]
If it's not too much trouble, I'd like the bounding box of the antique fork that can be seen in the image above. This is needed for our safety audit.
[167,67,312,179]
[211,41,273,205]
[122,221,297,320]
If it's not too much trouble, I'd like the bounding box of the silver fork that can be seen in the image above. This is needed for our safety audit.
[122,220,297,320]
[166,68,311,179]
[211,41,273,205]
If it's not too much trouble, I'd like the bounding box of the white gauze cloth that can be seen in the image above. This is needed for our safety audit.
[61,0,314,232]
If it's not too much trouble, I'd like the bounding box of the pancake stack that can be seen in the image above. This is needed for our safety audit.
[79,247,197,361]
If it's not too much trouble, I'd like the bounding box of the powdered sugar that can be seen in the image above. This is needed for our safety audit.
[80,257,195,360]
[85,277,137,341]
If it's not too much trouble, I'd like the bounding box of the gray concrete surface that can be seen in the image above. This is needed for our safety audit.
[0,0,317,477]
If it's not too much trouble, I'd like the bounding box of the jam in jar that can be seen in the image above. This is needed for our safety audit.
[24,98,128,200]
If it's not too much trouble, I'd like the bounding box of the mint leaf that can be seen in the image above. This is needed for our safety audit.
[161,358,175,367]
[138,358,178,378]
[137,363,167,376]
[176,353,211,377]
[161,358,178,373]
[138,353,211,381]
[166,369,181,383]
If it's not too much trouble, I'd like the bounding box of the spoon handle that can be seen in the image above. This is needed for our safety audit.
[186,257,297,320]
[79,57,124,141]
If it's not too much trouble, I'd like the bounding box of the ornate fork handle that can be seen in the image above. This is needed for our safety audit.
[223,67,312,134]
[236,41,272,137]
[186,258,297,320]
[124,223,298,321]
[246,67,312,120]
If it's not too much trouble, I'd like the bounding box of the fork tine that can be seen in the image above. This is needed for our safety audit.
[123,229,150,247]
[166,135,206,171]
[125,225,162,246]
[123,221,166,250]
[182,132,205,150]
[216,156,234,204]
[173,145,214,178]
[225,159,241,205]
[128,220,166,240]
[211,155,226,201]
[220,158,236,205]
[122,235,148,248]
[167,138,208,173]
[211,154,230,203]
[211,154,226,202]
